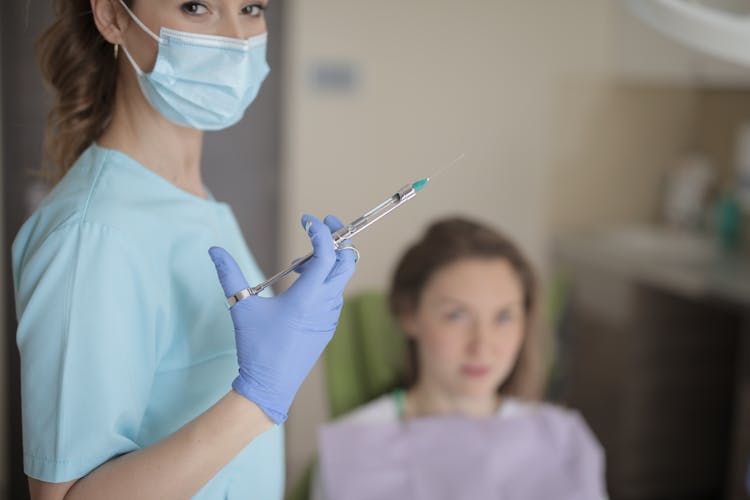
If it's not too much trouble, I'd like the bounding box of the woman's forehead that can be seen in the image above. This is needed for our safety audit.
[422,258,524,304]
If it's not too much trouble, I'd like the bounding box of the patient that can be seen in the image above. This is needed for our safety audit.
[313,217,607,500]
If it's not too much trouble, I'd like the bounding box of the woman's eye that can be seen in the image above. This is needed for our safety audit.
[242,3,266,17]
[445,310,466,321]
[181,2,209,15]
[496,310,514,324]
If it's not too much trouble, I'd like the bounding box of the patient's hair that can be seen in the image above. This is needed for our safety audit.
[388,217,541,399]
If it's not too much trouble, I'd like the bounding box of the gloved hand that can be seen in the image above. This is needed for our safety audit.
[209,214,357,424]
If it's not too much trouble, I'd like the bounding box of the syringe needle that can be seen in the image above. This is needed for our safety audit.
[429,153,466,181]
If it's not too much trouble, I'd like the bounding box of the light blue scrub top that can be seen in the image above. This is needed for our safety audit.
[12,144,284,499]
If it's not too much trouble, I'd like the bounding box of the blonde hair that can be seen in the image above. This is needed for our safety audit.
[36,0,130,181]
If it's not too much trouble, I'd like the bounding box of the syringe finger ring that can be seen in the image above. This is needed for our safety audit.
[336,242,360,263]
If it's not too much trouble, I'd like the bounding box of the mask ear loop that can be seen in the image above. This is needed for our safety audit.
[117,0,164,43]
[116,0,163,76]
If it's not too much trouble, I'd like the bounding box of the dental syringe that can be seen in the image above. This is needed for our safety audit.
[227,178,430,306]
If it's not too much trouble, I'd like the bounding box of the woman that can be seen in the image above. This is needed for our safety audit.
[314,218,606,500]
[12,1,356,498]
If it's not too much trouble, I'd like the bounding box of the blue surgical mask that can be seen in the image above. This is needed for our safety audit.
[118,0,270,131]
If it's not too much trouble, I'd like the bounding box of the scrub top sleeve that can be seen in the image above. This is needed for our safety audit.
[15,222,160,483]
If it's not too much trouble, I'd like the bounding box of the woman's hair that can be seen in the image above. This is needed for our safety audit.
[36,0,132,181]
[388,217,541,399]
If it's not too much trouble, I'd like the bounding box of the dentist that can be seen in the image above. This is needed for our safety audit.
[12,1,355,498]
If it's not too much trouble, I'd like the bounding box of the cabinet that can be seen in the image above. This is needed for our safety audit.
[554,229,750,499]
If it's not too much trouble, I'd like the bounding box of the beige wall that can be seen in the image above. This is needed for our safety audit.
[549,84,696,235]
[280,0,699,490]
[694,89,750,187]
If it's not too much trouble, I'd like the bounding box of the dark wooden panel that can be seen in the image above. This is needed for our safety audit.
[561,274,741,500]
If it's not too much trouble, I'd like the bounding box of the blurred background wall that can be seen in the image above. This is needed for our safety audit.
[279,0,698,284]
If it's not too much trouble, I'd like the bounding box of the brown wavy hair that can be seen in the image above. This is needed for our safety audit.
[36,0,132,182]
[389,217,542,399]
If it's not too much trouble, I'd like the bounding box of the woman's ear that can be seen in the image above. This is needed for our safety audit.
[91,0,130,45]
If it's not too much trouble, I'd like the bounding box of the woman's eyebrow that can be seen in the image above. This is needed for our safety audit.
[496,300,524,311]
[433,295,467,305]
[434,295,523,309]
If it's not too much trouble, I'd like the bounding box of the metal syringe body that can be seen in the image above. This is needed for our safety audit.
[235,183,419,300]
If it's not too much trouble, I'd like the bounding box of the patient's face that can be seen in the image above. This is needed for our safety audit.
[405,258,526,399]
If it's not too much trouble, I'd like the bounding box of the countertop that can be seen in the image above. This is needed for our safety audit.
[554,225,750,307]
